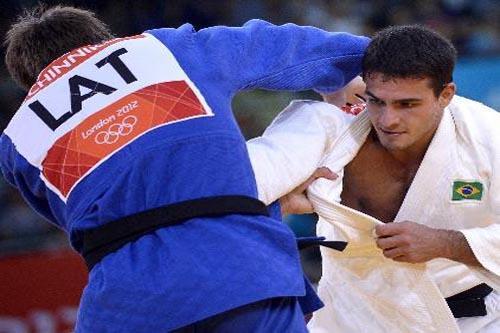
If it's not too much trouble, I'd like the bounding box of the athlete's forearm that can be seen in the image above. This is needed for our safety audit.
[376,221,483,266]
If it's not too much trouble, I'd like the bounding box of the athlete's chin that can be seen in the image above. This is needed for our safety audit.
[379,137,410,151]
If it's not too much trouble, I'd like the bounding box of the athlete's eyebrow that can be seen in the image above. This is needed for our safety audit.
[365,90,422,103]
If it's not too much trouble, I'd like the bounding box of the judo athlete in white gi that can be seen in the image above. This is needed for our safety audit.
[248,25,500,332]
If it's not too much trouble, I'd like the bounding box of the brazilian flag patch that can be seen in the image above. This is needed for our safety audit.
[452,181,483,201]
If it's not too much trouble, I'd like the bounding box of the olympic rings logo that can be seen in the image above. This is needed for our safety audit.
[94,115,138,145]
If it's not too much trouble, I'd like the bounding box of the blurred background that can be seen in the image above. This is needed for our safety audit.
[0,1,499,332]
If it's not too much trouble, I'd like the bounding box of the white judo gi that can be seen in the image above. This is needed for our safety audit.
[247,96,500,332]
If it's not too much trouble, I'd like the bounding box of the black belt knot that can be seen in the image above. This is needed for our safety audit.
[445,283,493,318]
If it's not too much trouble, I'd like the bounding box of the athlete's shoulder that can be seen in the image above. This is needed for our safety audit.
[450,95,500,130]
[145,24,195,40]
[450,95,500,153]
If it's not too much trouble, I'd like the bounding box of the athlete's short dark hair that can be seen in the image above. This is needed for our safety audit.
[5,4,114,91]
[362,25,457,96]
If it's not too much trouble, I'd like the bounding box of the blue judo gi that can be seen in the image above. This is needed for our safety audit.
[0,20,368,332]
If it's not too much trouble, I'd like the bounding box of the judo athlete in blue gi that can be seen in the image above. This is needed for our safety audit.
[1,5,368,332]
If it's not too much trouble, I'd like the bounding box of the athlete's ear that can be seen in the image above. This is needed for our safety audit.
[438,82,456,108]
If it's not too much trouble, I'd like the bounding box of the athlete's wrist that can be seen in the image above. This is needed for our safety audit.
[438,229,480,266]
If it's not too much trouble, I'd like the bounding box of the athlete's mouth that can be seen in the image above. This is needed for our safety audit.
[379,128,405,136]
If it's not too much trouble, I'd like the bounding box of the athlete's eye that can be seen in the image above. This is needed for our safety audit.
[399,101,418,108]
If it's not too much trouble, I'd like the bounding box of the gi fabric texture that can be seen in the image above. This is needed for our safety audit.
[0,21,369,332]
[248,96,500,332]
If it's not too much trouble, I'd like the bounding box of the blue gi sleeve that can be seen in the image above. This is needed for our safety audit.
[266,200,324,314]
[299,275,324,315]
[150,20,370,94]
[0,133,57,223]
[197,20,369,93]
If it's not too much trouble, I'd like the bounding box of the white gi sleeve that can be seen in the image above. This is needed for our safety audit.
[247,100,351,205]
[460,115,500,289]
[461,210,500,289]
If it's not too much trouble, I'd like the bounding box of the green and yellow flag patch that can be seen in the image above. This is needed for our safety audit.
[452,181,483,201]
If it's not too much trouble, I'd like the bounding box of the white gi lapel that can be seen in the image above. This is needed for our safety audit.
[394,108,459,229]
[310,110,371,203]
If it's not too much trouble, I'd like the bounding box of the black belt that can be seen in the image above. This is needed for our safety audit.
[296,236,348,252]
[81,195,269,270]
[446,283,493,318]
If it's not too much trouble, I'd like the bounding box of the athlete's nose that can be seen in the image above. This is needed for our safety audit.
[378,106,400,130]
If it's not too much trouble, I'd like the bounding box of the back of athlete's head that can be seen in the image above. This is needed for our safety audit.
[362,25,457,96]
[5,4,114,91]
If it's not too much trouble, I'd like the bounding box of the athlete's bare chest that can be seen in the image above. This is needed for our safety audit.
[340,140,419,223]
